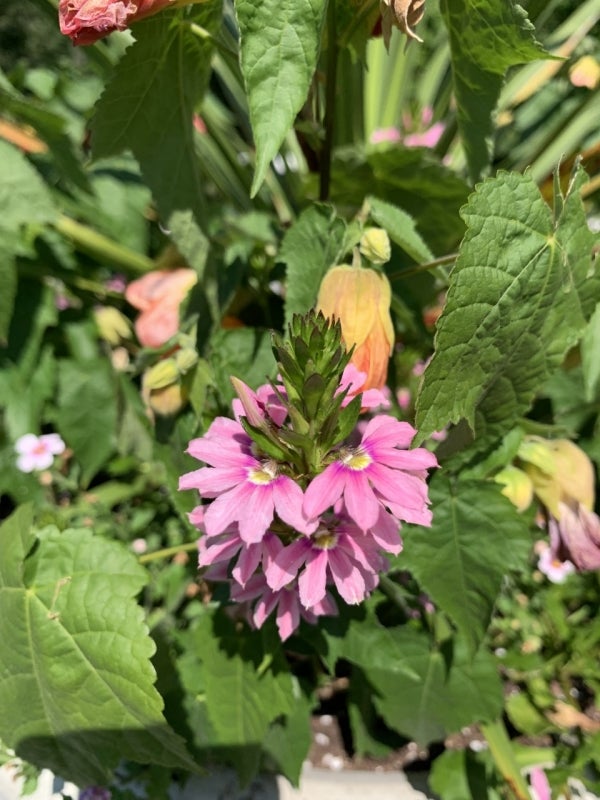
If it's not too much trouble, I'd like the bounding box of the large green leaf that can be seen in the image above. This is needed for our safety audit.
[280,205,347,327]
[367,632,503,745]
[181,610,296,783]
[91,4,220,227]
[56,359,118,486]
[0,509,197,786]
[402,477,531,654]
[0,257,17,346]
[235,0,327,196]
[440,0,548,182]
[415,166,600,444]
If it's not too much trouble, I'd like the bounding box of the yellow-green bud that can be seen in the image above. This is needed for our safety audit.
[144,358,179,390]
[94,306,131,346]
[359,228,391,265]
[494,466,534,513]
[174,347,198,374]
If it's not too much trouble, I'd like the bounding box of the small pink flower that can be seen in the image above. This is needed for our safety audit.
[180,417,314,543]
[529,766,552,800]
[303,415,437,532]
[396,387,411,411]
[131,538,148,554]
[537,545,575,584]
[404,122,445,149]
[370,127,402,145]
[14,433,66,473]
[265,512,389,609]
[337,364,391,411]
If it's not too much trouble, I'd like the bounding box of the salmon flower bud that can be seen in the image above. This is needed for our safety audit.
[360,228,391,265]
[494,466,534,513]
[59,0,176,45]
[125,268,197,349]
[519,438,595,518]
[316,265,394,391]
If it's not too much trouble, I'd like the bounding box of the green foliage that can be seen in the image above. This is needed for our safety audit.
[416,165,600,444]
[235,0,327,195]
[0,508,196,786]
[440,0,548,182]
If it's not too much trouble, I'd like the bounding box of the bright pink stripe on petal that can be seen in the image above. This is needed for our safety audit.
[298,549,328,609]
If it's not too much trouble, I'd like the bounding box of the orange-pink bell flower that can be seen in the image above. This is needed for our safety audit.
[316,265,394,391]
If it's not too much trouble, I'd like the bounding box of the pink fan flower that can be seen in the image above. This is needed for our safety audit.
[180,417,314,543]
[265,512,390,609]
[14,433,66,473]
[303,415,437,532]
[337,364,391,411]
[232,574,337,641]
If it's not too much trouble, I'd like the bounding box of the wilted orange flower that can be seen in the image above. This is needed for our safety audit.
[316,265,394,391]
[125,268,197,349]
[59,0,177,45]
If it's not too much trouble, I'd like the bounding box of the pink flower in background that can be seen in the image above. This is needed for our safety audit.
[537,545,575,584]
[59,0,175,45]
[549,502,600,571]
[14,433,66,473]
[338,364,391,411]
[125,268,197,348]
[370,127,402,145]
[180,417,314,543]
[404,122,445,148]
[231,378,288,428]
[529,766,552,800]
[303,415,437,531]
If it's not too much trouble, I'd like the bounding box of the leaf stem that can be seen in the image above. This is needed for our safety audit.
[53,214,154,274]
[388,252,458,281]
[319,0,338,202]
[138,541,199,564]
[481,719,532,800]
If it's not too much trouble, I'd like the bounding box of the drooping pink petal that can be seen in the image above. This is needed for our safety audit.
[198,533,241,568]
[275,591,301,641]
[368,507,403,554]
[368,462,430,510]
[272,477,316,534]
[203,483,252,537]
[375,447,438,471]
[362,415,416,449]
[327,548,367,604]
[232,542,264,587]
[238,483,276,543]
[343,469,381,531]
[266,539,310,591]
[299,549,329,609]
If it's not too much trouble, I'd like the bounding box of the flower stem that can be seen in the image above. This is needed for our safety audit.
[319,0,338,202]
[388,252,458,281]
[481,719,532,800]
[54,214,154,274]
[138,541,199,564]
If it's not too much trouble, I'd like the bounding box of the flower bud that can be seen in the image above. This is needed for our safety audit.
[360,228,391,265]
[316,265,394,391]
[144,358,180,391]
[94,306,131,346]
[174,347,198,374]
[145,381,188,417]
[494,466,533,513]
[520,438,594,518]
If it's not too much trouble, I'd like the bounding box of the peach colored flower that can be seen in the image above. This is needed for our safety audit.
[125,268,197,349]
[316,265,394,391]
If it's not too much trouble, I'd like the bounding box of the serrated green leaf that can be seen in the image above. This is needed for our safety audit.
[280,205,347,327]
[184,610,296,784]
[440,0,549,182]
[91,5,220,227]
[366,196,433,264]
[0,512,197,786]
[368,633,503,745]
[235,0,327,196]
[415,167,600,444]
[56,359,118,486]
[402,477,531,654]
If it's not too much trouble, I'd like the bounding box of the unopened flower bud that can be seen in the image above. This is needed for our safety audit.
[520,438,594,517]
[144,358,180,391]
[174,347,198,374]
[360,228,391,265]
[316,265,394,391]
[494,466,533,513]
[94,306,131,346]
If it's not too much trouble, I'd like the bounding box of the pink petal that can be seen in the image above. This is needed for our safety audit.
[238,484,275,543]
[303,464,346,518]
[368,508,403,555]
[368,462,429,510]
[343,470,381,531]
[189,466,247,496]
[266,539,310,591]
[363,415,416,449]
[232,543,263,587]
[273,477,315,534]
[276,591,301,641]
[203,484,249,536]
[376,447,438,471]
[328,548,367,604]
[199,534,240,567]
[298,549,329,608]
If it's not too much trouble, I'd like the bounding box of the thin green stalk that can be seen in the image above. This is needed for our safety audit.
[481,719,532,800]
[54,214,154,274]
[388,252,458,281]
[319,0,338,202]
[138,541,199,564]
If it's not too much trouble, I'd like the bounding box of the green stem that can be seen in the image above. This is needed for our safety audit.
[378,574,412,617]
[138,541,199,564]
[319,0,338,202]
[54,214,154,274]
[481,719,532,800]
[388,252,458,281]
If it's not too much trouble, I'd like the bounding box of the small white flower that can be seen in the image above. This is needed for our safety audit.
[14,433,66,473]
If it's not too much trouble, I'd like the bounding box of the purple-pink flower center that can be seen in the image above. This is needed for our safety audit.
[247,459,278,485]
[340,446,372,471]
[313,527,339,549]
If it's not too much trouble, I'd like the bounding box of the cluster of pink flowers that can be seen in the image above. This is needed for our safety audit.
[180,365,437,641]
